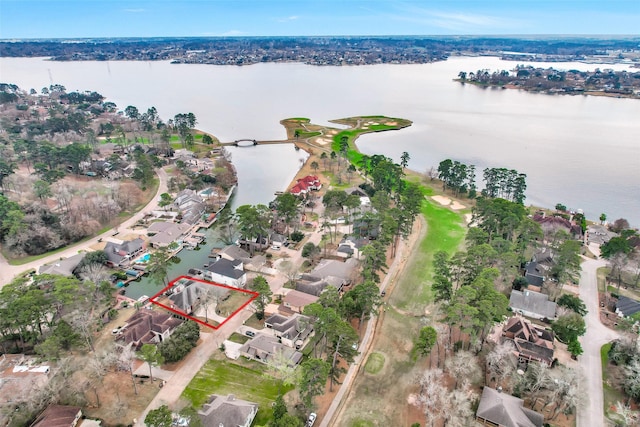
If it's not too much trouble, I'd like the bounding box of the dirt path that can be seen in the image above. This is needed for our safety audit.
[576,257,620,427]
[0,167,168,288]
[324,215,426,427]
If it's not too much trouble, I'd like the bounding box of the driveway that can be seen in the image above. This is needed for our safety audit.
[577,257,620,427]
[0,167,168,288]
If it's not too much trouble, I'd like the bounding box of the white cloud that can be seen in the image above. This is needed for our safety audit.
[277,15,299,23]
[389,5,524,32]
[123,8,145,13]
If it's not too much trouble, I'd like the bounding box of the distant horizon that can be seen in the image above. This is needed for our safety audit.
[1,1,640,39]
[2,34,640,42]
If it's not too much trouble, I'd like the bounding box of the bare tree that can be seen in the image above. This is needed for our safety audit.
[486,340,518,389]
[445,350,481,390]
[415,368,448,427]
[117,345,139,395]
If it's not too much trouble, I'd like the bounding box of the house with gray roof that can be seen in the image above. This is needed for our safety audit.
[104,238,145,268]
[238,335,303,366]
[280,290,319,315]
[174,189,207,226]
[205,258,247,288]
[509,289,557,320]
[38,253,86,277]
[214,244,250,263]
[310,258,358,284]
[615,295,640,318]
[147,221,191,248]
[169,279,230,315]
[265,313,314,348]
[296,275,347,296]
[336,236,368,259]
[524,261,546,287]
[198,394,257,427]
[476,386,543,427]
[31,405,82,427]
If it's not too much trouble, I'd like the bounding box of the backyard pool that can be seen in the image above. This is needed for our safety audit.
[134,253,151,264]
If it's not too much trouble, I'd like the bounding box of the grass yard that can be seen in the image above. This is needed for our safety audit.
[601,343,628,422]
[392,199,466,313]
[182,359,291,425]
[364,352,385,375]
[227,332,250,345]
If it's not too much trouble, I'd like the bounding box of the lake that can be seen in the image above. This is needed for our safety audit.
[1,56,639,226]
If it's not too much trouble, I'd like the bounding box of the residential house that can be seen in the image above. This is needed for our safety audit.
[117,310,182,350]
[615,295,640,318]
[214,245,250,263]
[147,221,191,248]
[265,313,314,348]
[524,261,546,287]
[475,386,543,427]
[31,405,82,427]
[502,316,555,366]
[174,189,207,226]
[205,258,247,288]
[533,213,582,238]
[296,275,347,296]
[38,253,86,277]
[198,394,258,427]
[289,175,322,196]
[104,238,145,268]
[509,290,557,320]
[270,233,287,249]
[238,335,303,366]
[310,258,358,285]
[336,236,368,259]
[280,290,319,315]
[0,355,51,426]
[168,279,229,315]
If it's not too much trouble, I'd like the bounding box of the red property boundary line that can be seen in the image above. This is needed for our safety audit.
[149,275,258,331]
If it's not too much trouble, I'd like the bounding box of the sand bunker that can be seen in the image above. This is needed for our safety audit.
[450,201,466,210]
[431,195,452,206]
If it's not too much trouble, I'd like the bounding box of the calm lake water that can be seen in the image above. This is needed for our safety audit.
[1,56,639,227]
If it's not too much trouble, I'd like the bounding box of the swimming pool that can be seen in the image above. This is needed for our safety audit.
[134,253,150,264]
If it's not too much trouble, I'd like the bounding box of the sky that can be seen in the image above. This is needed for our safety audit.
[1,0,639,39]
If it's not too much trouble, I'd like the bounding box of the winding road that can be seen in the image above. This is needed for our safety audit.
[0,168,168,288]
[577,256,620,427]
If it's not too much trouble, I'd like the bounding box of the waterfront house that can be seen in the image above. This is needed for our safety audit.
[174,189,207,226]
[509,289,557,320]
[147,221,191,248]
[104,238,145,268]
[117,310,182,350]
[502,316,554,366]
[270,233,287,249]
[205,258,247,288]
[198,394,258,427]
[289,175,322,196]
[214,244,251,263]
[476,386,543,427]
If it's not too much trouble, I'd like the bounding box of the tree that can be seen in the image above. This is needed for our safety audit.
[610,218,630,233]
[567,339,583,358]
[145,405,173,427]
[600,213,607,224]
[552,313,586,343]
[551,239,582,286]
[158,192,173,210]
[400,151,410,169]
[432,251,453,302]
[124,105,140,120]
[0,158,16,190]
[415,326,437,357]
[148,247,170,287]
[272,193,301,236]
[310,161,319,173]
[202,134,214,145]
[298,358,330,408]
[557,294,587,316]
[251,275,272,320]
[486,340,517,387]
[342,281,381,329]
[33,180,52,201]
[361,241,387,283]
[236,204,271,253]
[138,343,164,382]
[623,357,640,402]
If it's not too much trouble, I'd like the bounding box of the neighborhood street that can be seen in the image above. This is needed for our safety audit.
[0,168,168,288]
[577,256,620,427]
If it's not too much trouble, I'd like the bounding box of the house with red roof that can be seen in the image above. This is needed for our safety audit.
[290,175,322,196]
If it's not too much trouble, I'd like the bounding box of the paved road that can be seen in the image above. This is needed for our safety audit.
[0,168,169,288]
[577,256,620,427]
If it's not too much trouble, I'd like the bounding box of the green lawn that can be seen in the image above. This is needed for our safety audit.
[392,198,466,312]
[601,343,627,422]
[364,352,385,375]
[226,333,250,345]
[182,359,291,425]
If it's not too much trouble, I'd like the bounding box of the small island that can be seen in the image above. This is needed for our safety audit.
[456,65,640,99]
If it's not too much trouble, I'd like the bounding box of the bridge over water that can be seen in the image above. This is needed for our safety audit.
[220,139,296,147]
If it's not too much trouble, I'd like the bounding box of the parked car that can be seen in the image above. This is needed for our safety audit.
[245,330,256,337]
[305,413,317,427]
[111,326,123,335]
